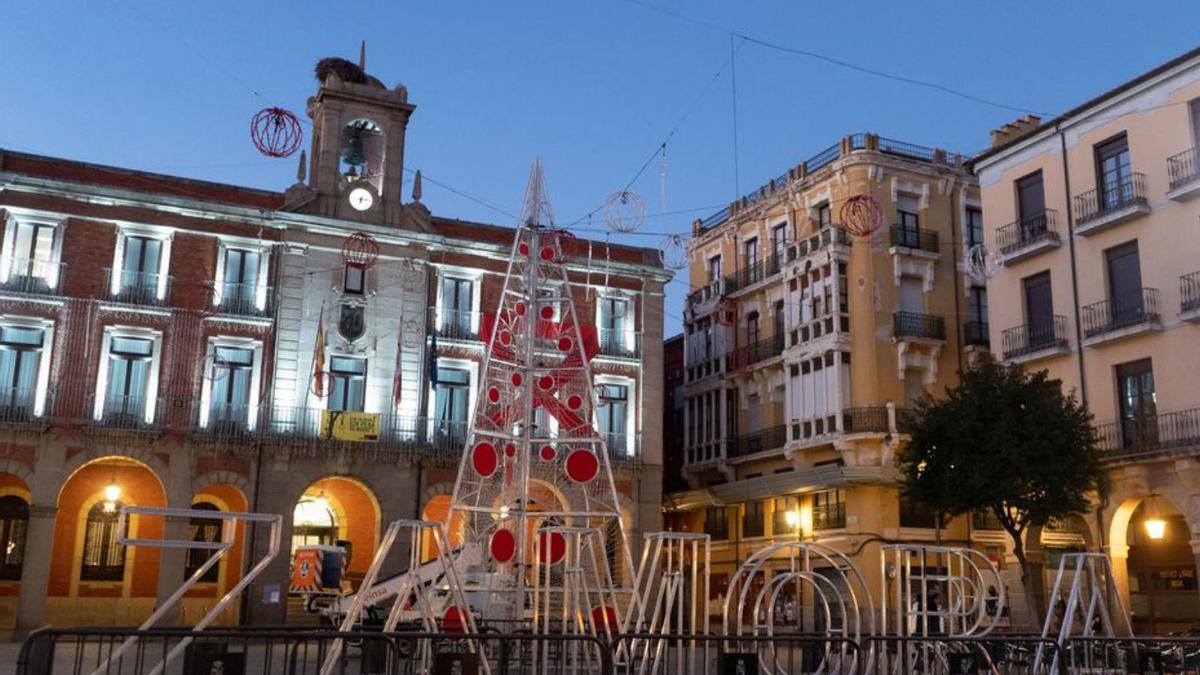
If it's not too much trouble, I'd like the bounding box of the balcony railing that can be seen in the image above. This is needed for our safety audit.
[996,210,1060,256]
[1167,146,1200,191]
[597,328,641,359]
[963,320,990,348]
[0,258,65,296]
[86,393,164,430]
[1074,172,1148,225]
[726,425,788,459]
[215,282,273,318]
[727,334,785,370]
[1081,288,1160,339]
[812,502,846,530]
[687,278,724,308]
[893,311,946,341]
[1181,271,1200,314]
[842,406,890,434]
[1096,407,1200,459]
[106,268,171,307]
[724,254,783,295]
[0,387,49,423]
[789,227,849,262]
[1001,316,1068,360]
[600,431,640,460]
[879,136,936,162]
[889,225,939,254]
[429,308,481,342]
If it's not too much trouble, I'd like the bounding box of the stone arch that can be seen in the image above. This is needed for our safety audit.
[294,475,381,587]
[192,471,250,497]
[0,460,33,487]
[60,447,167,488]
[421,481,455,504]
[48,456,167,626]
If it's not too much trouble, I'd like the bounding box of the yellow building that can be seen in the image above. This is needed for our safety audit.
[971,47,1200,634]
[669,133,992,624]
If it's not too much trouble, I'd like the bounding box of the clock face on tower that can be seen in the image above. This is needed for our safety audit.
[348,185,375,211]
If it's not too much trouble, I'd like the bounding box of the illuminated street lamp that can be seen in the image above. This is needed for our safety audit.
[103,477,121,513]
[1143,494,1167,541]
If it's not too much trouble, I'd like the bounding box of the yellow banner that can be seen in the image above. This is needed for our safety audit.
[320,410,380,442]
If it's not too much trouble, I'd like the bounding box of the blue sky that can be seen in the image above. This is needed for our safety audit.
[2,1,1197,334]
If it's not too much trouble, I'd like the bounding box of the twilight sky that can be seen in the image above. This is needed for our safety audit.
[2,1,1196,334]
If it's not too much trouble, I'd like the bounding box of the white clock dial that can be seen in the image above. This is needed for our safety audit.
[348,186,375,211]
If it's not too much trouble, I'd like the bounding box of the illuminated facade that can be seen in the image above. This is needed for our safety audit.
[972,47,1200,633]
[0,57,668,631]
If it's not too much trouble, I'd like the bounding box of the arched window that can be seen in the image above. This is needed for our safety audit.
[184,502,222,583]
[292,497,337,554]
[0,496,28,580]
[81,501,125,581]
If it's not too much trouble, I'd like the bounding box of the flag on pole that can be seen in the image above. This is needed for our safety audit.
[312,304,327,397]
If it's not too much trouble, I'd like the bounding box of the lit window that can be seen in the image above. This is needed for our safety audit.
[184,502,222,583]
[0,496,28,580]
[0,326,44,418]
[343,264,365,295]
[328,357,367,412]
[103,337,154,424]
[81,501,125,581]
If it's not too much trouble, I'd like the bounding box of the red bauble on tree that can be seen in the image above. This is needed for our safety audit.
[250,107,303,158]
[838,195,884,237]
[342,232,380,270]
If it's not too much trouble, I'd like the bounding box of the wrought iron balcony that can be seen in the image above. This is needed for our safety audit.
[105,268,171,307]
[429,308,481,342]
[842,406,890,434]
[788,227,849,262]
[192,400,258,437]
[86,393,164,430]
[0,387,50,424]
[1074,172,1149,232]
[687,278,724,308]
[1167,146,1200,196]
[601,431,641,461]
[889,225,939,254]
[1001,316,1069,361]
[893,311,946,341]
[597,328,641,359]
[1096,407,1200,460]
[723,254,784,295]
[1081,288,1160,342]
[215,282,273,318]
[725,425,788,459]
[1181,271,1200,318]
[0,258,65,296]
[963,320,990,348]
[727,334,785,370]
[995,210,1060,261]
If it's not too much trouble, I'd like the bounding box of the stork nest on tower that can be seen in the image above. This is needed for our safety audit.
[315,57,368,84]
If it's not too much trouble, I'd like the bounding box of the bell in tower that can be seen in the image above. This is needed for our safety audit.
[289,48,423,229]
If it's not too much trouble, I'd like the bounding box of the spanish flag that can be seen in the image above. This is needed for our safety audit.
[313,308,327,397]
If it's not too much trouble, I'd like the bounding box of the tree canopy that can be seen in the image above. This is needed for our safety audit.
[897,358,1103,589]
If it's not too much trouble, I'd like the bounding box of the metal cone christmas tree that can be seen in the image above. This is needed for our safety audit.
[447,161,631,632]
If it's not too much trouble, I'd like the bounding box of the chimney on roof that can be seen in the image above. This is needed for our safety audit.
[990,114,1043,148]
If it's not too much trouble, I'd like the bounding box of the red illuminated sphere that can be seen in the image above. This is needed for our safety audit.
[250,107,303,158]
[342,232,380,270]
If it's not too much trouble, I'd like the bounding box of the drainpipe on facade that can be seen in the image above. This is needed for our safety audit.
[1057,128,1088,408]
[948,176,965,374]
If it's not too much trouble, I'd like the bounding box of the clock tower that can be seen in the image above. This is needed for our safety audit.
[284,51,427,229]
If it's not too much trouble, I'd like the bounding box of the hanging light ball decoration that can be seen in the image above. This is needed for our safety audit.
[661,234,690,270]
[250,107,303,158]
[966,243,1002,279]
[838,194,884,237]
[342,231,380,270]
[603,190,646,234]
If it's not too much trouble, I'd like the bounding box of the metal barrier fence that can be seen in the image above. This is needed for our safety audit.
[17,628,613,675]
[865,635,1058,675]
[615,633,860,675]
[17,628,1200,675]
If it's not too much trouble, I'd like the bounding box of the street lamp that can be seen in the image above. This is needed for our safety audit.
[103,477,121,513]
[1143,494,1167,541]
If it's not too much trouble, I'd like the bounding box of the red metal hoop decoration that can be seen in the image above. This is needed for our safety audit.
[838,195,884,237]
[342,232,380,270]
[250,108,303,158]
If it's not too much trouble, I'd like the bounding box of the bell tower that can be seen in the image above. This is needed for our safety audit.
[289,49,418,227]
